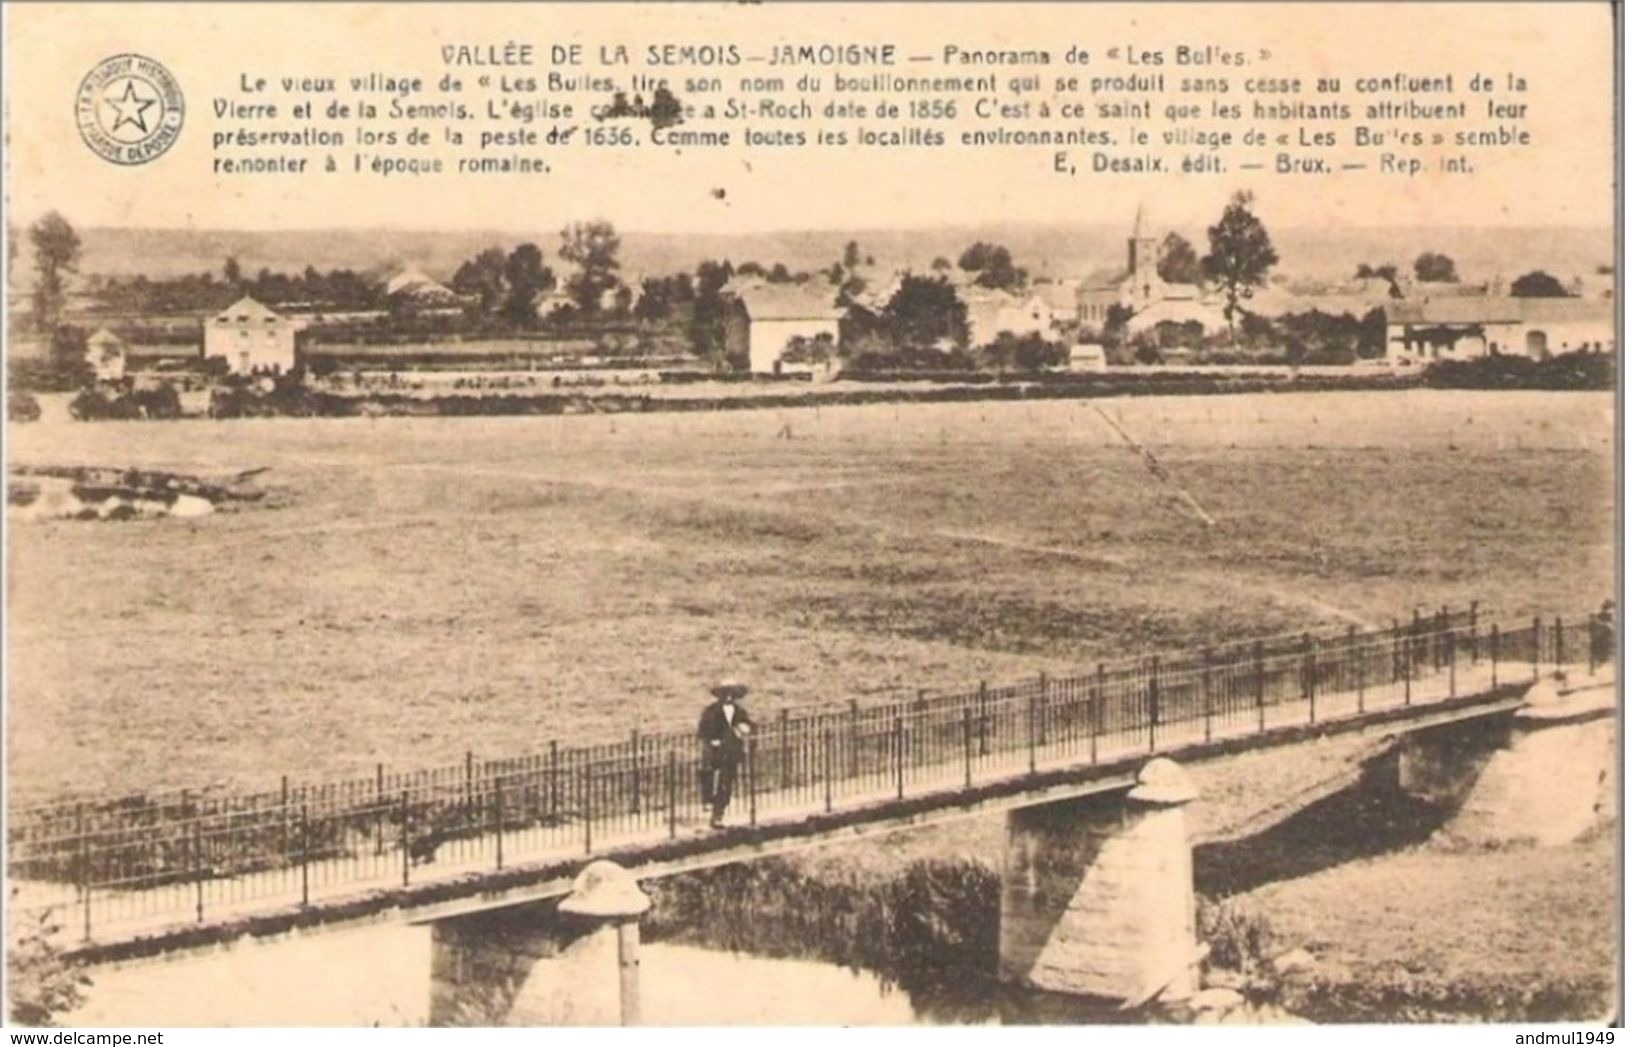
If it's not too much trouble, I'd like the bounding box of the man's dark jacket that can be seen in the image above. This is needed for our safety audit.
[697,700,752,762]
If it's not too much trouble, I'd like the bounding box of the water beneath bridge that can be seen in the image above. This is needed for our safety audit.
[66,924,1131,1026]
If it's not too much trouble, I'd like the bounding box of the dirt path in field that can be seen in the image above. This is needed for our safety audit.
[1204,575,1383,630]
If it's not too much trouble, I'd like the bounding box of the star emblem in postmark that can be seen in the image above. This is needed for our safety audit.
[77,54,184,165]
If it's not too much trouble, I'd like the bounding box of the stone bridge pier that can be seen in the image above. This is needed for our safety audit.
[428,861,648,1027]
[1401,670,1617,846]
[998,758,1203,1005]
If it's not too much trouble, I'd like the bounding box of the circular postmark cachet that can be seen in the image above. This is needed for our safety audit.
[76,54,184,165]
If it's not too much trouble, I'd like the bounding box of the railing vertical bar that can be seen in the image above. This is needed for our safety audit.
[1351,625,1364,714]
[823,727,834,813]
[400,790,410,888]
[893,716,904,799]
[583,766,594,855]
[299,802,310,908]
[667,750,678,840]
[962,705,973,788]
[494,776,505,870]
[748,733,759,827]
[1148,656,1160,752]
[1254,640,1265,732]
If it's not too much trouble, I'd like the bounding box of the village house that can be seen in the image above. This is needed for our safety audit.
[85,327,127,383]
[204,296,301,375]
[1385,296,1616,363]
[1067,342,1109,372]
[1029,280,1080,326]
[385,266,468,317]
[722,285,845,375]
[962,287,1053,347]
[1075,206,1225,336]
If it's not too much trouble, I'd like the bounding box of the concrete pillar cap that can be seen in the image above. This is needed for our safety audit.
[558,860,651,919]
[1129,757,1200,805]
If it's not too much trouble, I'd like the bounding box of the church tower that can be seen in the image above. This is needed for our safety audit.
[1125,203,1161,307]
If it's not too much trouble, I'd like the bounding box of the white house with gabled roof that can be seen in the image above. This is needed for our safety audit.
[204,296,300,375]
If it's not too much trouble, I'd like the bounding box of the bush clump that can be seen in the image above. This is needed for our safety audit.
[1424,350,1614,390]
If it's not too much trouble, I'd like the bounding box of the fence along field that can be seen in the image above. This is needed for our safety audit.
[8,605,1595,945]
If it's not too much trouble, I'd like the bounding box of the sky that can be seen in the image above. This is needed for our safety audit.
[2,3,1616,236]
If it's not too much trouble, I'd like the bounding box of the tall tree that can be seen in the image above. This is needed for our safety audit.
[689,259,734,362]
[452,247,510,315]
[957,241,1026,291]
[501,243,553,326]
[842,240,863,270]
[1413,252,1459,283]
[1355,262,1402,298]
[1201,192,1278,335]
[1509,270,1570,298]
[28,212,81,331]
[1156,232,1202,285]
[883,274,967,349]
[559,220,622,314]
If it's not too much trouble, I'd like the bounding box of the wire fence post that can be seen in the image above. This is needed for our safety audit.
[1469,601,1479,664]
[464,751,475,813]
[1533,615,1543,680]
[1555,615,1565,669]
[666,750,678,840]
[1491,622,1500,687]
[299,802,310,908]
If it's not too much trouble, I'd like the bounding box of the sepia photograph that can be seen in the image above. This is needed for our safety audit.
[1,0,1618,1031]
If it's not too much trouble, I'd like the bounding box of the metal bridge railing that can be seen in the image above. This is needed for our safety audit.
[6,605,1604,943]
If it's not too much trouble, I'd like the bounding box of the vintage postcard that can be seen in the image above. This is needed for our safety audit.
[2,0,1617,1030]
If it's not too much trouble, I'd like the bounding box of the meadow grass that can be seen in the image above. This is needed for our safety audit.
[5,390,1612,802]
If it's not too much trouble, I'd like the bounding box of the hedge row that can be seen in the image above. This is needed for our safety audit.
[198,372,1420,420]
[1422,350,1614,391]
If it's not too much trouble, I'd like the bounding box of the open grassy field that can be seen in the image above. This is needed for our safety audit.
[5,389,1613,803]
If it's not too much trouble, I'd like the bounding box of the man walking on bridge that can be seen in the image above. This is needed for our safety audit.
[698,679,753,828]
